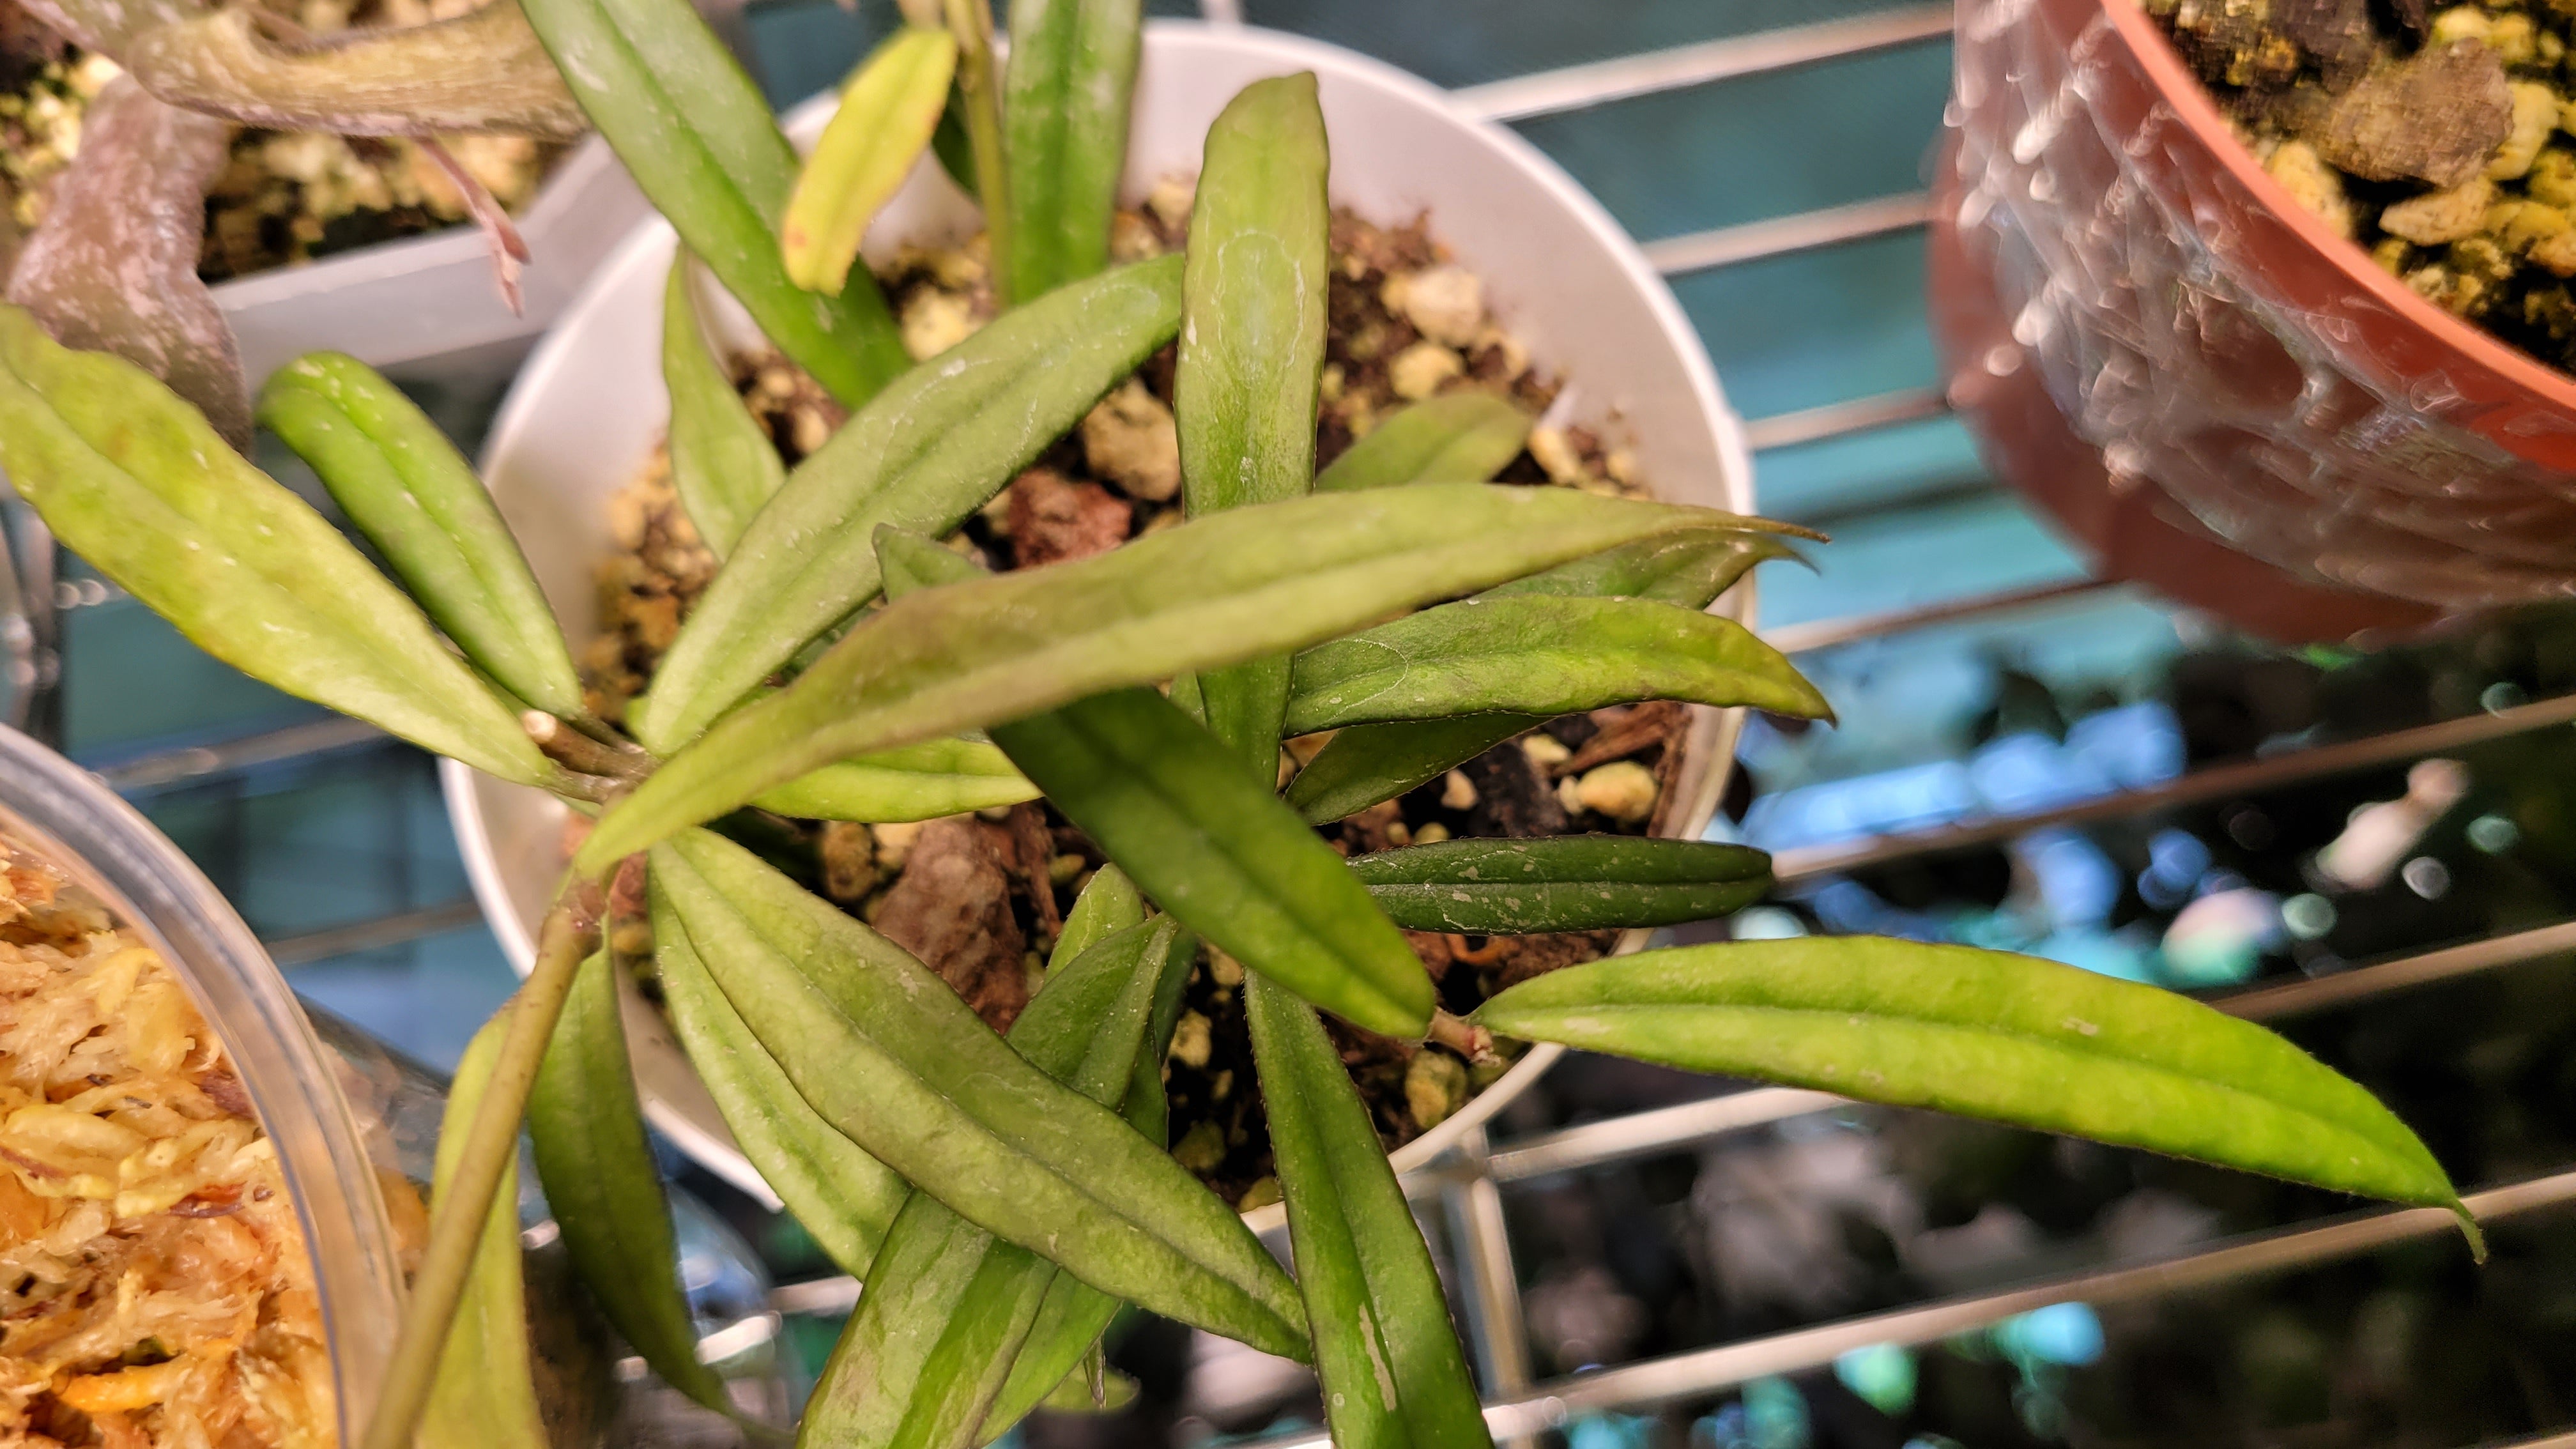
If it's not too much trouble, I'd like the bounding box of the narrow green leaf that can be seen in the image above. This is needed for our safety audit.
[1471,939,2473,1222]
[1248,972,1492,1449]
[661,252,785,560]
[122,1,586,139]
[1285,713,1541,827]
[1282,594,1831,736]
[519,0,908,406]
[259,351,584,720]
[651,828,1309,1357]
[877,528,1431,1035]
[417,1016,549,1449]
[783,26,958,294]
[931,85,979,195]
[751,737,1038,821]
[1313,392,1531,493]
[580,483,1774,871]
[1001,0,1140,300]
[629,256,1184,753]
[1482,529,1800,609]
[1347,836,1772,933]
[652,885,907,1277]
[1054,862,1145,967]
[1031,1360,1136,1416]
[0,305,556,787]
[528,951,734,1413]
[1177,73,1329,776]
[802,917,1193,1449]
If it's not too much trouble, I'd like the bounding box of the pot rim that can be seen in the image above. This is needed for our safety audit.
[2096,0,2576,415]
[445,17,1754,1232]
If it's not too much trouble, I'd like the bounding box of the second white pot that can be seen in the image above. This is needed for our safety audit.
[443,20,1756,1220]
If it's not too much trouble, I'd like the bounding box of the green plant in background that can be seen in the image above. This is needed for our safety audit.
[0,1,2483,1447]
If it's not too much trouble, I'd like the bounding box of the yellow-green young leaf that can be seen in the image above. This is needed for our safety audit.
[580,484,1783,872]
[1001,0,1140,300]
[417,1015,548,1449]
[651,829,1309,1356]
[752,737,1037,822]
[1480,529,1802,609]
[1282,594,1832,736]
[630,256,1184,753]
[121,1,586,139]
[519,0,908,406]
[1176,72,1329,776]
[1313,392,1530,492]
[661,252,785,559]
[0,305,556,787]
[1472,939,2474,1229]
[782,26,957,295]
[1247,973,1491,1449]
[528,952,734,1415]
[258,351,583,719]
[1347,836,1772,933]
[652,884,906,1277]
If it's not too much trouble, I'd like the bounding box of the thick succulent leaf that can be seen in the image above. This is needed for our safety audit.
[782,26,956,294]
[519,0,907,405]
[1312,392,1531,493]
[528,951,733,1414]
[0,305,556,787]
[1284,713,1540,827]
[652,884,905,1277]
[1001,0,1140,300]
[579,483,1767,870]
[1471,939,2472,1220]
[1176,73,1329,775]
[1348,837,1772,933]
[1282,594,1831,735]
[1482,528,1799,609]
[4,78,245,448]
[630,256,1184,753]
[417,1016,549,1449]
[123,1,586,138]
[661,252,785,559]
[1248,973,1492,1449]
[650,828,1308,1356]
[801,917,1193,1449]
[751,736,1037,821]
[997,687,1433,1036]
[257,352,583,719]
[1052,862,1144,968]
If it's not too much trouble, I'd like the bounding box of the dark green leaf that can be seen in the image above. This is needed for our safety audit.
[650,827,1308,1356]
[652,885,907,1277]
[1471,939,2473,1224]
[123,1,586,139]
[1176,72,1328,775]
[528,951,733,1413]
[1312,392,1530,493]
[579,483,1774,870]
[1284,713,1540,827]
[1001,0,1140,300]
[1247,972,1491,1449]
[781,25,957,294]
[259,351,584,719]
[629,256,1185,753]
[751,737,1037,821]
[417,1015,550,1449]
[661,252,785,559]
[519,0,908,405]
[1347,836,1772,933]
[0,305,557,787]
[1481,529,1800,610]
[1282,594,1830,735]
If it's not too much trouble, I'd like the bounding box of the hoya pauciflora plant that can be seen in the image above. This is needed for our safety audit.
[0,0,2478,1446]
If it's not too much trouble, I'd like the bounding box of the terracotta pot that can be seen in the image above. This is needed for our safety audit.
[1939,0,2576,627]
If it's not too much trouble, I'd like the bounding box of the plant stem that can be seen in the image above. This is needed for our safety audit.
[522,710,650,781]
[1427,1009,1496,1066]
[358,884,603,1449]
[942,0,1011,307]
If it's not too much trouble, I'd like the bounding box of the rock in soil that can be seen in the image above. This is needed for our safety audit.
[2310,42,2511,186]
[1006,466,1133,568]
[871,816,1029,1033]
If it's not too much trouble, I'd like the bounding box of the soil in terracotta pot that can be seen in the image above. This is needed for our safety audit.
[585,195,1708,1208]
[2149,0,2576,371]
[0,0,555,282]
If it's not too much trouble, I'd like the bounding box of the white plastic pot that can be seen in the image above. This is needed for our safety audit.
[444,20,1755,1215]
